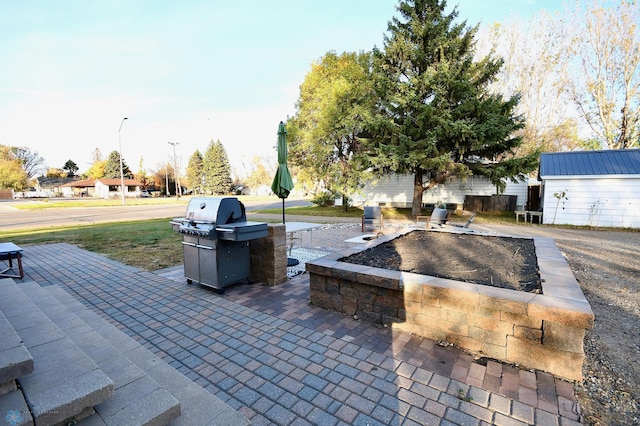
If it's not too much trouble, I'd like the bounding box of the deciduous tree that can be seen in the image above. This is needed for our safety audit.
[288,51,375,208]
[477,15,582,154]
[135,158,150,189]
[46,168,67,178]
[11,146,44,179]
[85,160,106,179]
[0,145,28,190]
[565,0,640,149]
[243,156,273,195]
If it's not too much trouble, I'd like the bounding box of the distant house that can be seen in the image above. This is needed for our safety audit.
[350,173,530,211]
[61,178,144,199]
[539,149,640,227]
[13,177,79,198]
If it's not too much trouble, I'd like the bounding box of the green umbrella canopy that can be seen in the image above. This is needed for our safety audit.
[271,121,294,199]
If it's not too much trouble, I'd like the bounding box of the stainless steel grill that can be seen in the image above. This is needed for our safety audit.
[170,197,268,293]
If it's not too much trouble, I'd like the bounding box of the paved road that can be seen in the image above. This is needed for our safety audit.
[0,198,312,231]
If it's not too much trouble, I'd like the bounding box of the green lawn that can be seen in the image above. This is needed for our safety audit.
[13,197,189,210]
[2,205,522,271]
[3,218,184,271]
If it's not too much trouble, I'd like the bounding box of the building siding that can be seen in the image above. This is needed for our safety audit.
[542,177,640,227]
[352,174,528,209]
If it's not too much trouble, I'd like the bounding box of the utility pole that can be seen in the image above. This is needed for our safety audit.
[118,117,128,205]
[165,167,170,197]
[168,142,181,198]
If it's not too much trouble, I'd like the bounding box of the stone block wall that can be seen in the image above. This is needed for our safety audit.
[307,233,594,382]
[250,224,288,286]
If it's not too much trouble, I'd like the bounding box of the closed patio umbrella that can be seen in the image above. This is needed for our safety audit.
[271,121,298,267]
[271,121,294,223]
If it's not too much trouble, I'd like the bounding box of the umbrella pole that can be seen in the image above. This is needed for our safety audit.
[282,198,285,223]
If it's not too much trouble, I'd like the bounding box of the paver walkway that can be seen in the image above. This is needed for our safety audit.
[11,222,584,425]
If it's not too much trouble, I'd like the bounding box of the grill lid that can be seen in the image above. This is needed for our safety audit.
[185,197,246,225]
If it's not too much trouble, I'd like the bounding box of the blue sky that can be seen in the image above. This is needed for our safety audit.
[0,0,562,177]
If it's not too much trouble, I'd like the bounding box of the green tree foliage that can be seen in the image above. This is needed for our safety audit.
[63,159,79,177]
[103,150,132,179]
[244,156,273,195]
[288,51,375,207]
[0,145,29,190]
[186,150,204,194]
[202,140,232,195]
[369,0,539,216]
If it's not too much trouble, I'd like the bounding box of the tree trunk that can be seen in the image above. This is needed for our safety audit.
[412,171,424,217]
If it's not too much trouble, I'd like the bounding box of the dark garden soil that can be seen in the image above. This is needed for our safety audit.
[341,230,541,293]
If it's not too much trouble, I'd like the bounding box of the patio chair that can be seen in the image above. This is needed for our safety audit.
[416,207,450,228]
[449,212,476,228]
[362,206,384,232]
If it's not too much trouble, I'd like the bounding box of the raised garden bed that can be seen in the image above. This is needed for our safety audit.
[306,228,594,381]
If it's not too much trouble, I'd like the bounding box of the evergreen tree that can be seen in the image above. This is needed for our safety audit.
[202,140,232,194]
[103,150,132,179]
[186,150,204,194]
[369,0,539,216]
[62,159,79,177]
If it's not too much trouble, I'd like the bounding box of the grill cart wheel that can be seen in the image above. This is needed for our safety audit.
[187,279,193,284]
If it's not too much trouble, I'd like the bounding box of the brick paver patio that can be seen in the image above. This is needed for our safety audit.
[11,222,584,425]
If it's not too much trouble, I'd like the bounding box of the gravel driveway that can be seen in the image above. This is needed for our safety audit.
[473,224,639,425]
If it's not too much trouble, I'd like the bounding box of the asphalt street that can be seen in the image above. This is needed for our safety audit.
[0,198,312,232]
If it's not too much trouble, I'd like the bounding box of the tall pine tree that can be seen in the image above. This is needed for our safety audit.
[186,149,204,194]
[369,0,539,216]
[103,150,132,179]
[202,140,232,195]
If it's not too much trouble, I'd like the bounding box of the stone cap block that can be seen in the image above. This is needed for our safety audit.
[528,295,594,329]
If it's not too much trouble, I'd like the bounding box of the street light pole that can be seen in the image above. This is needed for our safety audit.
[118,117,128,205]
[168,141,181,199]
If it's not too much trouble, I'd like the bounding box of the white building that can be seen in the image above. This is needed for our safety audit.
[539,150,640,228]
[351,173,529,210]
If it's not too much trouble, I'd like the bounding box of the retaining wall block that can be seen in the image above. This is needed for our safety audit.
[342,298,358,316]
[326,277,341,295]
[469,313,512,335]
[404,300,422,314]
[542,321,586,353]
[310,290,342,312]
[514,325,543,342]
[501,311,543,329]
[481,342,507,360]
[506,336,584,381]
[309,274,326,291]
[469,326,507,347]
[391,321,424,336]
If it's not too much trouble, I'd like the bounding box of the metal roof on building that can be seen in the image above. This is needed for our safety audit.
[539,149,640,177]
